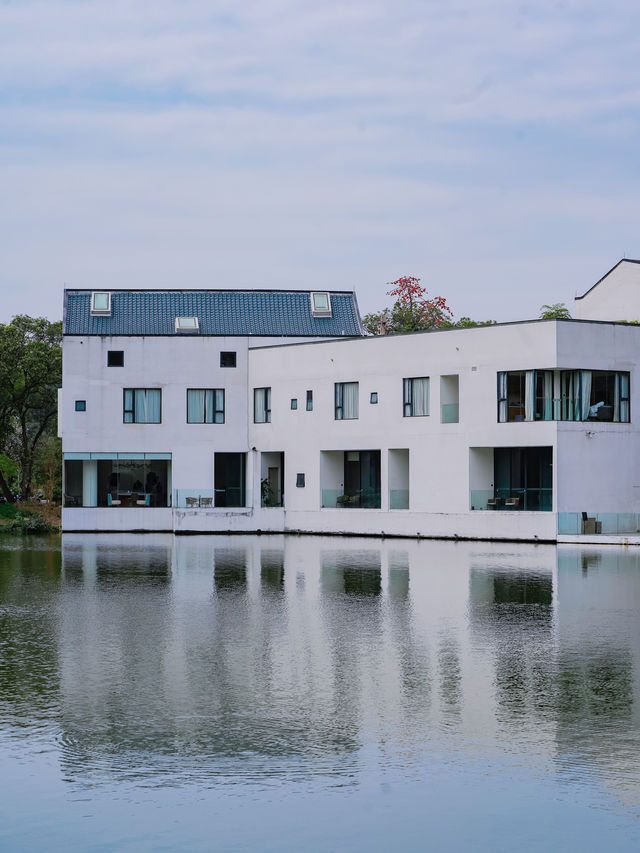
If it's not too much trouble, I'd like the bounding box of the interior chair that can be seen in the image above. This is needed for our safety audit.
[107,493,122,507]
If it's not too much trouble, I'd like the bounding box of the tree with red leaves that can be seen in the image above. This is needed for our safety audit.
[362,276,453,335]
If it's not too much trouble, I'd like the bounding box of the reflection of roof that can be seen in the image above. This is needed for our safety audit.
[575,258,640,301]
[63,289,364,337]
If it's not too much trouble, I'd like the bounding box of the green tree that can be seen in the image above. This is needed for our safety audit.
[0,316,62,501]
[539,303,572,319]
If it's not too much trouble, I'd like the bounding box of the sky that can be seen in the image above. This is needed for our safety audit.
[2,0,640,324]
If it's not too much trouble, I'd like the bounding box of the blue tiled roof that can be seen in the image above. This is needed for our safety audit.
[64,290,364,337]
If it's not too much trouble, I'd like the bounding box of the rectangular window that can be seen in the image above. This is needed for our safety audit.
[220,351,236,368]
[254,387,271,423]
[291,398,298,410]
[370,392,378,404]
[403,377,429,417]
[107,350,124,367]
[175,316,199,333]
[335,382,359,420]
[306,390,313,411]
[187,389,224,423]
[310,292,332,316]
[123,389,162,423]
[75,400,86,412]
[296,473,305,488]
[91,291,111,314]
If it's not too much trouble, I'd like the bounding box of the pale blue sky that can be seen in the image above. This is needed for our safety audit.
[2,0,640,323]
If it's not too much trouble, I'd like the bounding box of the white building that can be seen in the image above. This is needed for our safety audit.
[61,274,640,543]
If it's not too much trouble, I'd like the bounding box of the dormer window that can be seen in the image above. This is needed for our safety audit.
[175,316,199,333]
[90,292,111,315]
[310,291,332,317]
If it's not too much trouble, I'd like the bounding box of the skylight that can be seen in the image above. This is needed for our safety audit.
[175,316,199,332]
[90,292,111,315]
[310,291,332,316]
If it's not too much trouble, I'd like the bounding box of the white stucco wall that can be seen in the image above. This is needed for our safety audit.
[573,260,640,322]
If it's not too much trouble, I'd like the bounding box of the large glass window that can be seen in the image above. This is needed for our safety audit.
[214,453,246,507]
[497,369,630,423]
[97,458,170,507]
[123,389,161,423]
[335,382,359,420]
[254,387,271,423]
[494,446,552,511]
[403,377,429,417]
[187,389,224,423]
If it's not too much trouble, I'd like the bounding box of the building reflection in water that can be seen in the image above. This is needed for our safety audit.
[0,532,633,812]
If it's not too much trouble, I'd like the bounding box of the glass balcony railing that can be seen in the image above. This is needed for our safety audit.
[470,488,552,511]
[441,403,459,424]
[322,489,381,508]
[389,489,409,509]
[558,513,640,535]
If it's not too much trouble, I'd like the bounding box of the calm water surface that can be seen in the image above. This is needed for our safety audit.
[0,534,639,851]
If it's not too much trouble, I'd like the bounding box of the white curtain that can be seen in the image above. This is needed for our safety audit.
[188,389,205,423]
[204,390,214,423]
[343,382,359,419]
[525,371,534,421]
[580,370,592,421]
[254,388,267,423]
[614,373,629,422]
[412,378,429,416]
[497,372,508,422]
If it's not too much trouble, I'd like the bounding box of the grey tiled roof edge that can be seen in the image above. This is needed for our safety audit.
[63,289,364,337]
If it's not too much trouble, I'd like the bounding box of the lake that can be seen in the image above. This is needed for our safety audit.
[1,534,639,852]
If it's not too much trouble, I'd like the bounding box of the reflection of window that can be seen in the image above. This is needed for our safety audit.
[310,292,332,316]
[123,389,161,423]
[220,351,236,368]
[187,389,224,423]
[107,350,124,367]
[91,292,111,314]
[254,387,271,423]
[403,377,429,417]
[335,382,359,420]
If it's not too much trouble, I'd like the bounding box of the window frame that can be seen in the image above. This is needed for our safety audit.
[186,388,225,424]
[306,390,313,411]
[254,387,272,423]
[220,351,237,368]
[403,377,430,417]
[90,291,111,315]
[123,388,162,424]
[335,381,359,420]
[310,291,332,317]
[75,400,86,412]
[174,316,199,333]
[107,350,124,367]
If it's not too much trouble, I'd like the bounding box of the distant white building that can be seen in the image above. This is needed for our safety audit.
[61,273,640,542]
[574,258,640,322]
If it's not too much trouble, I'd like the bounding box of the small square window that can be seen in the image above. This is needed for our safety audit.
[306,390,313,411]
[75,400,86,412]
[310,292,332,316]
[291,398,298,410]
[296,473,305,488]
[91,292,111,314]
[107,350,124,367]
[370,392,378,404]
[220,351,237,368]
[175,317,199,333]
